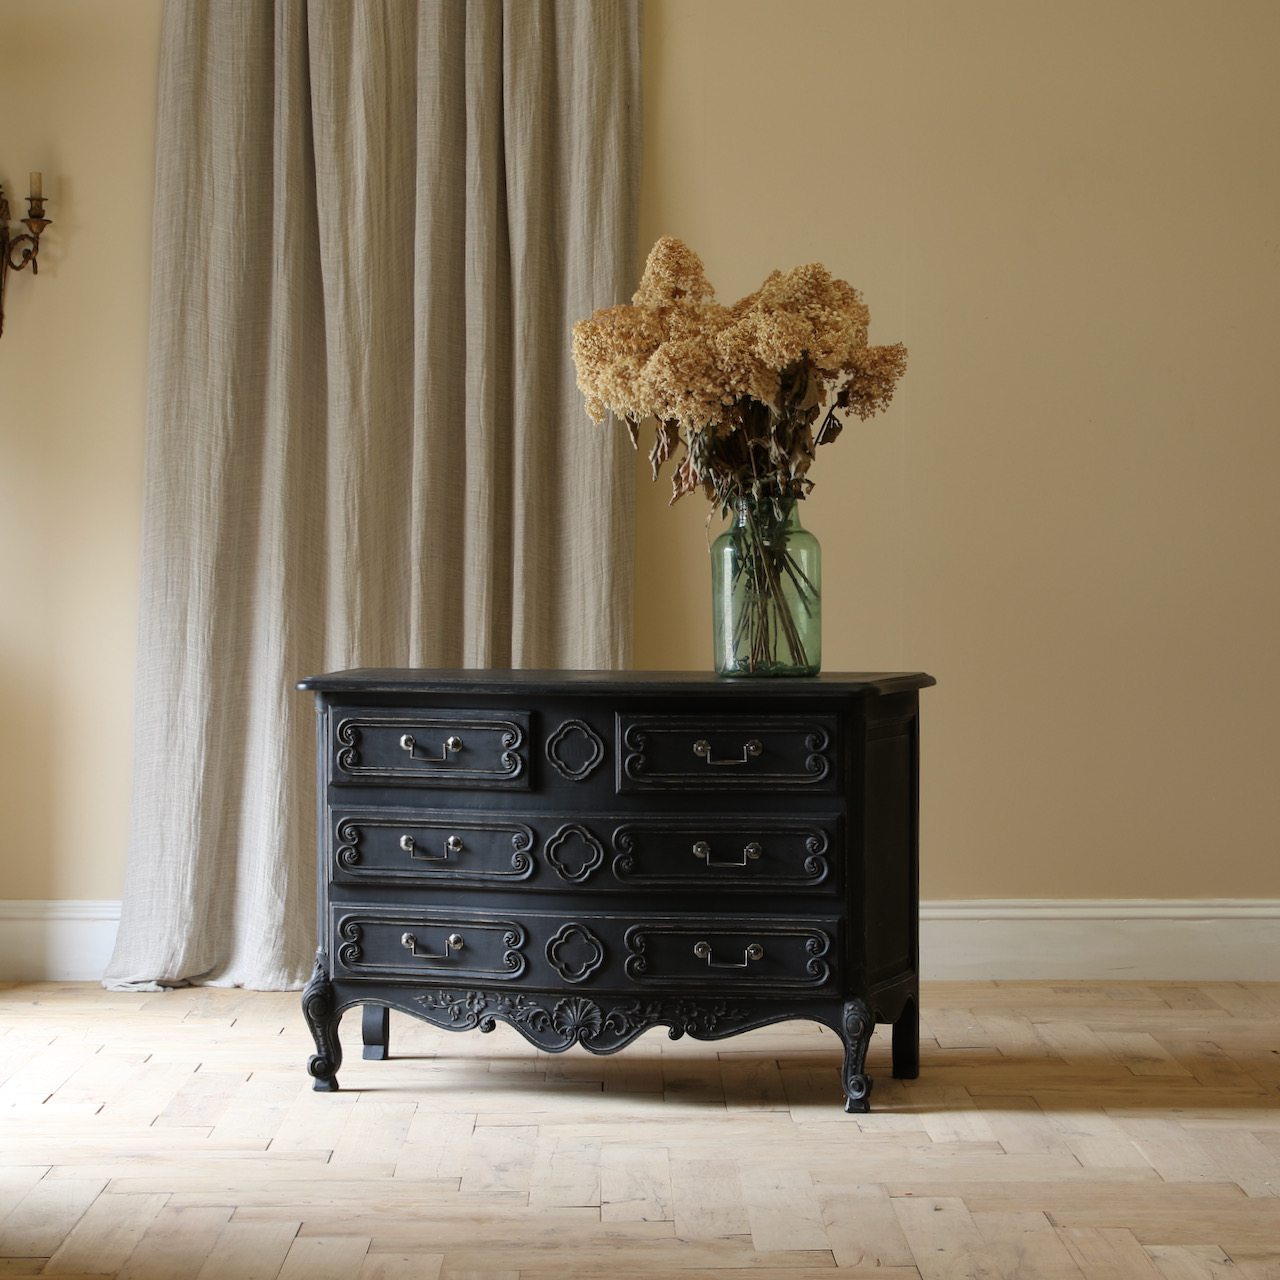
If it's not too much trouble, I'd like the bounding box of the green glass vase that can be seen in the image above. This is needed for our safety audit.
[711,496,821,676]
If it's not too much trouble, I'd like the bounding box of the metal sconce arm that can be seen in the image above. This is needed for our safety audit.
[0,174,52,338]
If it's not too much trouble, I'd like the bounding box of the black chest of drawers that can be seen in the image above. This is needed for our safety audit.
[296,669,933,1112]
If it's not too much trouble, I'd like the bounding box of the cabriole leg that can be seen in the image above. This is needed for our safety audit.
[892,993,919,1079]
[840,997,874,1113]
[302,953,342,1092]
[362,1004,390,1060]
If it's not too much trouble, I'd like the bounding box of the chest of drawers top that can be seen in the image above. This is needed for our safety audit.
[296,669,935,698]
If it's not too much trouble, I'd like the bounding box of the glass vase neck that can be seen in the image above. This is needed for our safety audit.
[729,494,804,527]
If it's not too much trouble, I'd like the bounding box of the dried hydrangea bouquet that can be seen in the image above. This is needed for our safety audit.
[573,237,907,676]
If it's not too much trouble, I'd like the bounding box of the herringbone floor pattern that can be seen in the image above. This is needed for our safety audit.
[1,980,1277,1278]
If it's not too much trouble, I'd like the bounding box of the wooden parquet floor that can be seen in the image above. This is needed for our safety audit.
[1,981,1278,1279]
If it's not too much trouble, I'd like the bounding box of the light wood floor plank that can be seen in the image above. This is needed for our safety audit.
[599,1143,673,1224]
[892,1195,1008,1280]
[972,1209,1086,1279]
[0,1176,106,1259]
[116,1206,234,1280]
[1055,1225,1167,1278]
[275,1234,372,1280]
[42,1191,168,1275]
[816,1183,914,1270]
[1147,1243,1247,1279]
[357,1252,444,1280]
[191,1220,300,1280]
[669,1156,750,1239]
[739,1160,829,1253]
[526,1134,602,1211]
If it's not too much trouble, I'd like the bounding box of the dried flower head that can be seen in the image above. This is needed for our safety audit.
[571,237,907,511]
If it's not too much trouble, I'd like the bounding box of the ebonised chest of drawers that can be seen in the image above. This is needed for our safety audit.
[296,669,933,1111]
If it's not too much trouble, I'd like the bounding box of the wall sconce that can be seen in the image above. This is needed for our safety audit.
[0,173,51,339]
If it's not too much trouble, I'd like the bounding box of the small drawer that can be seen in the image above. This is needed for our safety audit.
[331,709,530,789]
[331,909,527,983]
[333,810,535,883]
[624,918,837,992]
[617,714,837,792]
[611,817,839,893]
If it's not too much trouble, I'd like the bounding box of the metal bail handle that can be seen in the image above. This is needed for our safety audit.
[693,738,763,766]
[693,840,764,867]
[400,833,464,861]
[399,733,463,762]
[693,940,764,968]
[401,931,464,959]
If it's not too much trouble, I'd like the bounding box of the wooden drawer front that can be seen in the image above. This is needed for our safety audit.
[333,810,534,883]
[332,910,527,982]
[611,817,840,893]
[617,714,837,792]
[331,710,529,789]
[624,919,837,992]
[331,909,838,994]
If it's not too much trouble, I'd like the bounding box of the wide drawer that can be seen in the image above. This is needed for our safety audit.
[334,809,536,883]
[617,713,838,792]
[611,816,838,892]
[332,910,528,983]
[330,708,530,789]
[329,906,839,994]
[330,809,840,894]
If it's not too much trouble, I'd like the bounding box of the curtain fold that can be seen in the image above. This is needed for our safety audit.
[106,0,641,991]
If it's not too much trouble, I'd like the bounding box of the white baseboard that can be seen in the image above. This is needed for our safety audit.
[920,899,1280,981]
[2,899,1279,984]
[0,900,122,982]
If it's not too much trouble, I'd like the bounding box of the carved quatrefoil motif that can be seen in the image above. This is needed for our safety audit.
[545,719,605,783]
[546,923,606,984]
[544,823,605,884]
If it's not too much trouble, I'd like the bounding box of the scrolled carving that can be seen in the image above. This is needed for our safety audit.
[545,719,606,782]
[621,726,650,782]
[800,931,832,983]
[335,720,362,772]
[337,920,363,967]
[507,828,533,876]
[410,987,753,1053]
[336,819,362,867]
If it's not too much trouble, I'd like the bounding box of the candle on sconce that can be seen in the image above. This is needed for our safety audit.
[29,172,42,200]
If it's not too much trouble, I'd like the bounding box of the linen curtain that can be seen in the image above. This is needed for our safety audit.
[105,0,641,991]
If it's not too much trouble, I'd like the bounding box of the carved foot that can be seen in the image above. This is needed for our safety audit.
[302,952,342,1091]
[362,1004,390,1061]
[892,994,919,1080]
[841,997,874,1113]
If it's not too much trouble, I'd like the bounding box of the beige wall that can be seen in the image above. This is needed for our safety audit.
[2,0,1277,906]
[634,0,1280,899]
[0,0,161,900]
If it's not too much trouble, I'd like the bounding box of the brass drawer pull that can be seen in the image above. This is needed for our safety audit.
[401,931,464,959]
[693,940,764,968]
[693,738,762,766]
[399,833,464,861]
[399,733,463,762]
[693,840,764,867]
